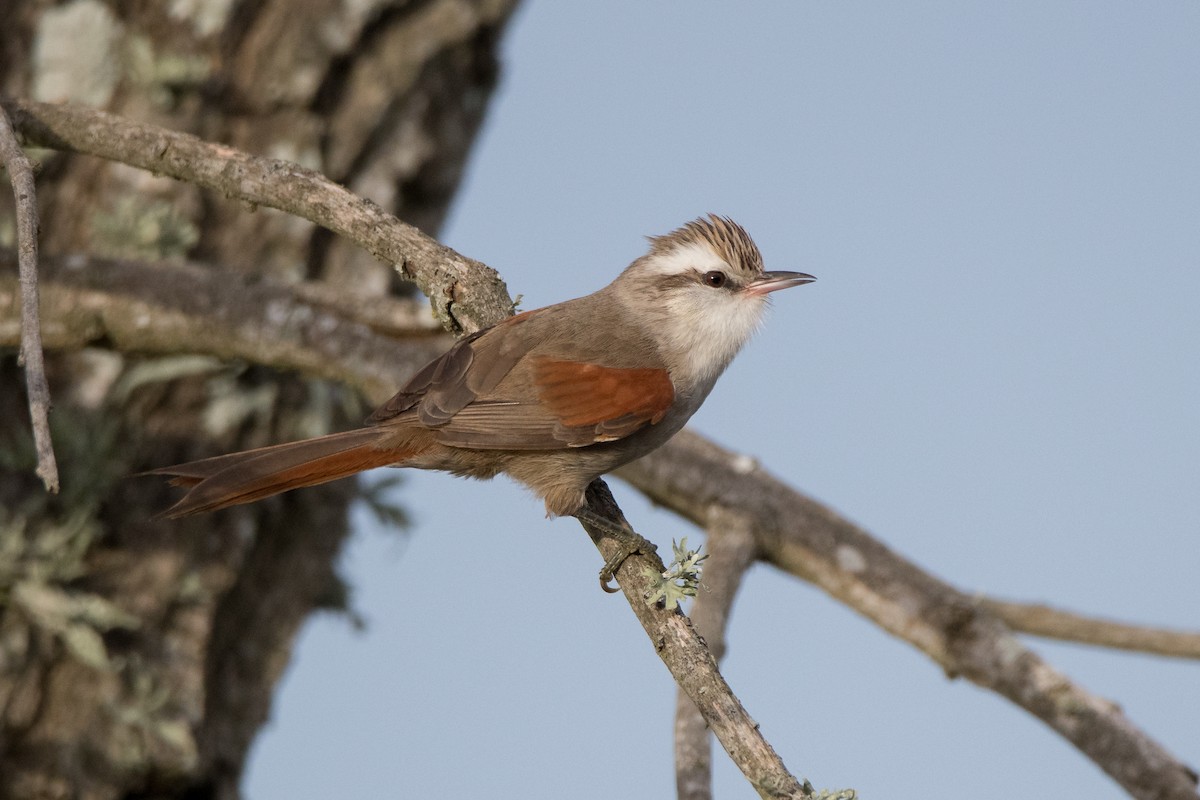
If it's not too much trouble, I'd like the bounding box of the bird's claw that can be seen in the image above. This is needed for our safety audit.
[574,507,656,593]
[596,532,653,592]
[598,554,625,593]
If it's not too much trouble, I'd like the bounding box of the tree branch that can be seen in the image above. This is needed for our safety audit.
[0,252,449,404]
[980,598,1200,660]
[0,103,57,491]
[675,510,759,800]
[618,433,1200,800]
[0,97,511,336]
[579,482,812,800]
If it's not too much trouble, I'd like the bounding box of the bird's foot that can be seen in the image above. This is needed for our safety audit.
[573,507,657,592]
[597,534,656,593]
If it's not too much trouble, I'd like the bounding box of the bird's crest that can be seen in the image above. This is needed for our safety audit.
[647,214,764,276]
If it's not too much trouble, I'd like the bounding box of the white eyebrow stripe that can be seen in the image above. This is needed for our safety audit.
[643,241,729,278]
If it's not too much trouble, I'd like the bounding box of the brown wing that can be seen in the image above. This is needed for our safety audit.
[367,310,538,426]
[366,307,675,449]
[365,335,475,425]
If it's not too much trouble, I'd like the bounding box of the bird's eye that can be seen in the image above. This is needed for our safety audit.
[702,270,727,288]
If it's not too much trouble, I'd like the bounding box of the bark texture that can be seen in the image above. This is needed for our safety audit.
[0,2,516,798]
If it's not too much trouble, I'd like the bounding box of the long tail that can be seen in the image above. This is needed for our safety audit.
[149,428,414,518]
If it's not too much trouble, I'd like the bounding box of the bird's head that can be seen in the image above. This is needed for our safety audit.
[616,215,815,383]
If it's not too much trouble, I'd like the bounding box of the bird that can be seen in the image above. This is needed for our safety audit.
[151,215,814,558]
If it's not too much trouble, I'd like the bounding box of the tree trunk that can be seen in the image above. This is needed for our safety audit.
[0,2,517,797]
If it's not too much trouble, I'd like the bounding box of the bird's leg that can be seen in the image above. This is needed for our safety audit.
[572,507,658,593]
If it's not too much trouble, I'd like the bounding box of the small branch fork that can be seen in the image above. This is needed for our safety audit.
[0,103,57,491]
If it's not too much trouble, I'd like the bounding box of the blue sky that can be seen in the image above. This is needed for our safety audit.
[245,4,1199,798]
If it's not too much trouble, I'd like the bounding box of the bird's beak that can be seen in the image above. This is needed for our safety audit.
[745,270,816,296]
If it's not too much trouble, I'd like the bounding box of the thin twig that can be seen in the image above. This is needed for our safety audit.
[676,511,759,800]
[980,598,1200,660]
[0,103,57,492]
[579,481,812,800]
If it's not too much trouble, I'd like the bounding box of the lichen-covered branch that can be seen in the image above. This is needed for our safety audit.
[579,482,813,800]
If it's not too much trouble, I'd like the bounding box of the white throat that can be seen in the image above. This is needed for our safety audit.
[659,287,768,385]
[622,246,771,388]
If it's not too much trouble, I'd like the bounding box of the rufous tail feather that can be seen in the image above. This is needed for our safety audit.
[150,429,414,518]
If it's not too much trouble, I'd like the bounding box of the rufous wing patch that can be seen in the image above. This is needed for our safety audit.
[532,358,674,429]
